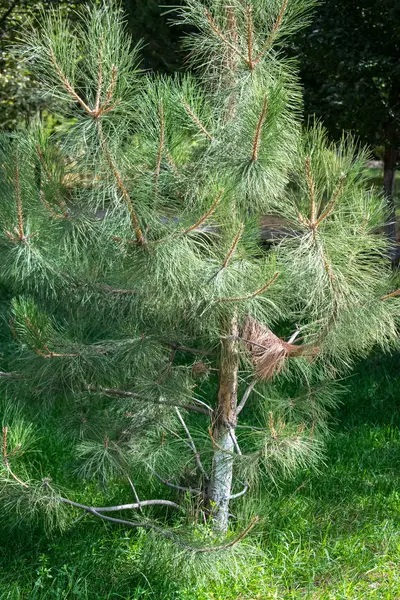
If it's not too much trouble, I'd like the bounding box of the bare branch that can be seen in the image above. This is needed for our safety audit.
[175,408,208,478]
[91,499,181,512]
[87,385,212,416]
[150,469,202,495]
[228,483,249,499]
[127,476,142,512]
[236,380,257,416]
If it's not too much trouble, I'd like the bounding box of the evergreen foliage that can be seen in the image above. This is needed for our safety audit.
[0,0,399,553]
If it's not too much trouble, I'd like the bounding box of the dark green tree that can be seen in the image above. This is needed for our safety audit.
[0,1,398,548]
[294,0,400,259]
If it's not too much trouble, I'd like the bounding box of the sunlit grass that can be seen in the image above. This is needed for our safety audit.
[1,354,400,599]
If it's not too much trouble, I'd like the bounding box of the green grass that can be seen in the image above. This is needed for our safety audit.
[1,353,400,599]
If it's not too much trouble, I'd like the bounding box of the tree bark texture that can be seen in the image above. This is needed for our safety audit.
[208,315,239,533]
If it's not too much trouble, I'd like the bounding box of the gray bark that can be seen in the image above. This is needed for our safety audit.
[208,316,239,533]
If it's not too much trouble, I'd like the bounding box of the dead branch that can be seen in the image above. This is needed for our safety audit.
[236,380,257,416]
[175,407,208,478]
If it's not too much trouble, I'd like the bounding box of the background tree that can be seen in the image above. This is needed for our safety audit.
[0,0,398,551]
[0,0,88,129]
[294,0,400,258]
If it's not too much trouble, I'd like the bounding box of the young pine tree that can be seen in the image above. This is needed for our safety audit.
[0,1,399,546]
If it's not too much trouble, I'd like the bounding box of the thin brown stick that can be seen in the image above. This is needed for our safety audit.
[183,189,223,234]
[155,102,165,187]
[381,289,400,301]
[314,175,346,227]
[95,40,104,112]
[97,121,145,245]
[222,224,245,269]
[305,157,316,224]
[182,101,213,141]
[205,8,248,65]
[2,426,29,489]
[13,165,25,239]
[246,5,254,70]
[217,272,280,303]
[251,95,268,162]
[254,0,289,65]
[103,65,118,109]
[50,49,92,114]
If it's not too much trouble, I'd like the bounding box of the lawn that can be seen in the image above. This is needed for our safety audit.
[1,353,400,599]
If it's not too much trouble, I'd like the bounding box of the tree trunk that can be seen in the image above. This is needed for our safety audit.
[208,315,239,533]
[383,143,398,263]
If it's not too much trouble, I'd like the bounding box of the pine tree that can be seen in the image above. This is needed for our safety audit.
[0,0,399,547]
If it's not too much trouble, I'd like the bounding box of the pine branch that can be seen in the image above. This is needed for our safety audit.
[50,49,92,114]
[246,5,254,71]
[216,272,279,303]
[251,96,268,162]
[182,101,213,141]
[183,189,223,234]
[97,121,145,245]
[314,174,346,227]
[254,0,289,65]
[381,289,400,301]
[155,102,165,188]
[305,157,316,224]
[2,426,29,489]
[35,144,68,218]
[204,8,248,66]
[87,385,212,416]
[222,224,245,269]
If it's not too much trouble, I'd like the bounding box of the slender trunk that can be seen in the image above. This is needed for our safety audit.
[383,143,398,263]
[208,315,239,533]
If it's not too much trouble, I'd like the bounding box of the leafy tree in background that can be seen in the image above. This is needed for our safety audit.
[0,0,88,129]
[0,0,398,554]
[294,0,400,258]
